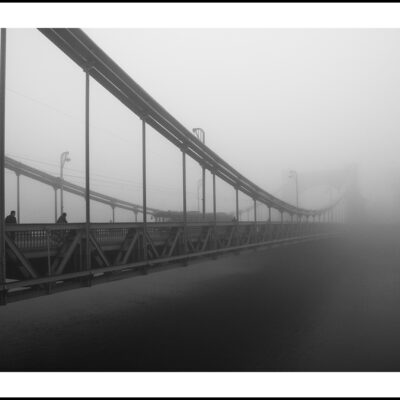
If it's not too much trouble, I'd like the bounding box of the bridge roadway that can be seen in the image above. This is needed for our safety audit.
[1,220,334,305]
[0,224,399,371]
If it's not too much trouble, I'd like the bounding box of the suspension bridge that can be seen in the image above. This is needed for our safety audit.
[0,28,350,306]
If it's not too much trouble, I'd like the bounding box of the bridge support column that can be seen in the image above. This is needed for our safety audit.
[111,205,115,223]
[202,166,206,220]
[212,171,217,255]
[16,172,20,223]
[53,186,57,222]
[142,118,147,263]
[0,29,6,288]
[253,198,257,243]
[290,214,293,237]
[235,186,239,222]
[84,68,91,272]
[296,214,301,236]
[182,147,187,262]
[268,206,272,240]
[296,215,300,236]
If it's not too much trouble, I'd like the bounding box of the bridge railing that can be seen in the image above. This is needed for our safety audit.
[1,220,338,305]
[3,220,332,251]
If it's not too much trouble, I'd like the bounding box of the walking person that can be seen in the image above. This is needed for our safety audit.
[54,212,68,244]
[56,212,68,224]
[5,210,17,240]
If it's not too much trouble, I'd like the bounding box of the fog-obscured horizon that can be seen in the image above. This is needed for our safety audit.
[4,29,400,223]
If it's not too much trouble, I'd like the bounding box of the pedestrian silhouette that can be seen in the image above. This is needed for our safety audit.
[54,212,68,244]
[5,210,17,224]
[56,212,68,224]
[5,210,17,240]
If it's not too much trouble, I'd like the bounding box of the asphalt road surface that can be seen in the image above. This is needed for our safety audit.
[1,225,400,371]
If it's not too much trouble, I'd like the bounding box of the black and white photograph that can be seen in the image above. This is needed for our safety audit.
[1,2,400,398]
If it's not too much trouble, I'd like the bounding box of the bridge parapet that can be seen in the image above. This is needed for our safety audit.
[1,221,338,305]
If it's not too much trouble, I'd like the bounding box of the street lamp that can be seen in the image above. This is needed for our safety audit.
[192,128,205,145]
[60,151,71,214]
[289,170,299,209]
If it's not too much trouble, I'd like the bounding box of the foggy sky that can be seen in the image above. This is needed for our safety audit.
[4,28,400,223]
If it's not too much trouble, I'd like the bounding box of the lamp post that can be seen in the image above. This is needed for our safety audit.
[193,128,206,219]
[192,128,205,144]
[60,151,71,215]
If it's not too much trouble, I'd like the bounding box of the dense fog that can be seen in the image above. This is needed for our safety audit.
[4,29,400,223]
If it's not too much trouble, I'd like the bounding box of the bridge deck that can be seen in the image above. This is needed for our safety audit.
[1,227,395,372]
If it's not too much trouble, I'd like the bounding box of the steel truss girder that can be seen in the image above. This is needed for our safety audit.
[89,233,111,269]
[52,231,82,275]
[4,222,333,279]
[114,229,139,265]
[1,220,338,306]
[145,231,159,259]
[161,228,181,258]
[4,235,38,279]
